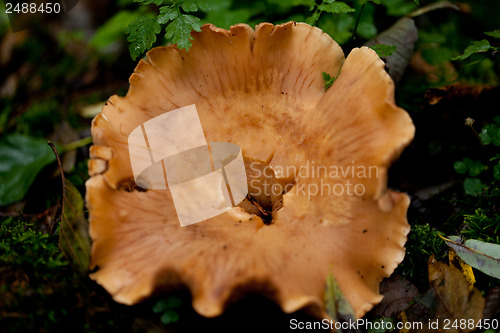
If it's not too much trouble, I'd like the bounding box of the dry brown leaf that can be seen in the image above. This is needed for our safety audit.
[426,257,484,333]
[406,257,485,333]
[371,275,419,318]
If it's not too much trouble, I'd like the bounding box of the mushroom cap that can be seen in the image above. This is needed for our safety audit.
[86,22,415,319]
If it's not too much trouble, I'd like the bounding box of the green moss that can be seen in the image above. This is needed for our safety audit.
[457,180,500,244]
[0,217,67,270]
[397,223,447,289]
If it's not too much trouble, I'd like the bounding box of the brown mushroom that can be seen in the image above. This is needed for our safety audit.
[86,22,415,320]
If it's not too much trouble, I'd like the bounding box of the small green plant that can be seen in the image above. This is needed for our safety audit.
[0,217,67,270]
[453,119,500,196]
[452,30,500,61]
[122,0,421,60]
[397,223,446,286]
[126,0,209,60]
[453,158,485,177]
[478,116,500,146]
[453,157,486,196]
[369,44,397,58]
[152,296,182,325]
[462,208,500,244]
[322,71,337,91]
[306,0,355,25]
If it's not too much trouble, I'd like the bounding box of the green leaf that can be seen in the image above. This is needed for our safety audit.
[153,299,168,313]
[493,164,500,180]
[462,157,473,166]
[322,72,337,91]
[369,44,397,58]
[164,14,202,50]
[324,272,355,321]
[305,11,321,25]
[463,177,485,196]
[452,39,495,61]
[479,131,492,145]
[181,1,198,12]
[365,17,417,82]
[0,135,56,206]
[59,178,90,275]
[444,236,500,279]
[160,310,179,324]
[126,17,161,60]
[153,296,182,314]
[481,123,500,146]
[318,2,355,14]
[318,13,355,44]
[158,6,179,24]
[484,29,500,38]
[468,160,485,177]
[453,161,468,174]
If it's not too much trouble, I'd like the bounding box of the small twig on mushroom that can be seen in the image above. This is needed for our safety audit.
[246,194,272,225]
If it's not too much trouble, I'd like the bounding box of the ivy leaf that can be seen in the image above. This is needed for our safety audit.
[322,72,337,91]
[0,135,56,206]
[164,14,202,50]
[369,44,397,58]
[451,39,495,61]
[318,2,355,14]
[158,6,179,24]
[126,17,161,60]
[484,29,500,38]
